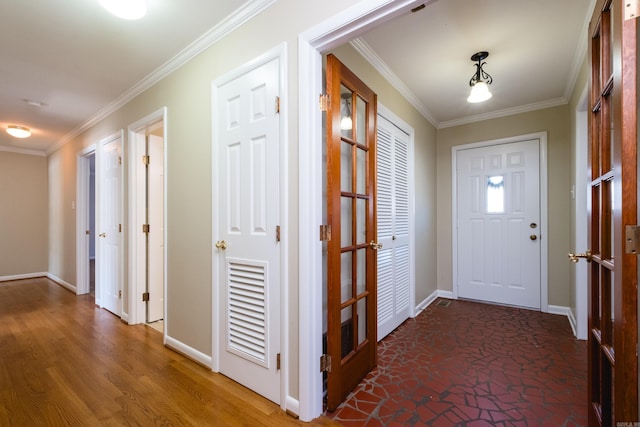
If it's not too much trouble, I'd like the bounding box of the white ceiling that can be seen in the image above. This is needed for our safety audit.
[0,0,594,154]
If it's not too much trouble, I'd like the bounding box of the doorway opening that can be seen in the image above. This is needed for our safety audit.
[128,108,167,332]
[76,146,96,299]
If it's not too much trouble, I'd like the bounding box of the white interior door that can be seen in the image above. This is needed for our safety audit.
[147,134,164,323]
[98,132,123,316]
[456,138,541,309]
[377,115,411,341]
[213,55,281,403]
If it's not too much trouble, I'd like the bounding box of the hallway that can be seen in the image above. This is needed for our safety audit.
[330,299,587,426]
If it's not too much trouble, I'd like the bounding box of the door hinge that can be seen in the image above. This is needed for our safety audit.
[319,224,332,241]
[320,354,331,372]
[625,225,640,254]
[275,96,280,114]
[118,156,122,165]
[118,290,122,299]
[142,155,150,166]
[319,94,330,112]
[142,224,150,234]
[276,353,281,370]
[276,225,281,242]
[119,223,122,233]
[142,292,150,302]
[625,0,640,20]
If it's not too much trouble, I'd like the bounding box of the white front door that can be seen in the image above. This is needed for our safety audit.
[147,134,164,323]
[213,55,281,403]
[456,138,541,309]
[97,132,123,315]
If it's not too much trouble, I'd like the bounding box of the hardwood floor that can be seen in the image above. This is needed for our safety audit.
[0,278,339,426]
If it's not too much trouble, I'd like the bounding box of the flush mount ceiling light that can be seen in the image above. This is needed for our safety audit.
[467,51,493,103]
[6,125,31,139]
[99,0,148,20]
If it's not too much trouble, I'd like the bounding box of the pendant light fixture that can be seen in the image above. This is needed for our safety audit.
[6,125,31,138]
[467,51,493,103]
[340,93,353,131]
[99,0,148,20]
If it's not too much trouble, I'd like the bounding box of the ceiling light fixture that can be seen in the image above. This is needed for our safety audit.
[467,51,493,103]
[7,125,31,138]
[99,0,148,20]
[340,93,353,131]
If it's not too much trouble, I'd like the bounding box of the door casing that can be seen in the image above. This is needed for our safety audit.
[451,132,549,312]
[76,145,96,296]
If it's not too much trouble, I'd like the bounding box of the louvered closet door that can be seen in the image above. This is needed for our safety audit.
[377,115,411,341]
[213,55,281,404]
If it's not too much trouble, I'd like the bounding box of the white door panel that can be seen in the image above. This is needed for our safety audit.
[377,116,412,340]
[98,133,123,316]
[456,139,540,309]
[147,134,164,322]
[214,56,280,404]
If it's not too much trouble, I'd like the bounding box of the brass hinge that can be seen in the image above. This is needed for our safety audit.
[320,354,331,372]
[319,224,332,241]
[275,96,280,114]
[276,225,281,242]
[625,225,640,254]
[319,94,330,112]
[119,224,122,233]
[276,353,281,370]
[118,290,122,299]
[625,0,640,20]
[142,292,150,302]
[142,155,150,166]
[142,224,150,234]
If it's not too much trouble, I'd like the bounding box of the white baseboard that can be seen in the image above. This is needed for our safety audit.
[0,272,48,282]
[415,289,454,315]
[165,335,213,368]
[46,273,76,293]
[547,305,576,337]
[285,396,300,418]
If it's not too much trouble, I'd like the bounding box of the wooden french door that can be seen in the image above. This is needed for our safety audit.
[586,1,638,425]
[326,54,378,411]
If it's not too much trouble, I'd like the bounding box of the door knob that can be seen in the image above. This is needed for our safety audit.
[568,250,592,263]
[530,234,537,241]
[99,232,107,238]
[215,240,227,250]
[369,240,383,250]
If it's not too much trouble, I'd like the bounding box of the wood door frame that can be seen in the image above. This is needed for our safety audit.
[75,145,96,296]
[127,107,167,328]
[211,43,289,409]
[297,0,435,420]
[451,132,549,311]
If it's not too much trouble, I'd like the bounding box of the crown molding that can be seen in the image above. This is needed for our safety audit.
[0,145,47,157]
[47,0,276,156]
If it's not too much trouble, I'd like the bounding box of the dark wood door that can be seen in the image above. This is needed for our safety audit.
[325,54,379,411]
[586,1,638,425]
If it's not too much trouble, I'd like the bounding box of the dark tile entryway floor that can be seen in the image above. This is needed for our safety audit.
[329,299,587,426]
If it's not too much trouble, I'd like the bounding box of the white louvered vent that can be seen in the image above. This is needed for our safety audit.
[226,260,269,368]
[377,126,393,240]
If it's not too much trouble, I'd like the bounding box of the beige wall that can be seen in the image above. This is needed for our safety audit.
[0,152,48,276]
[329,43,439,305]
[436,105,573,307]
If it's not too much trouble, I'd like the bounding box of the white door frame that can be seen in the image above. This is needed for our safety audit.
[76,145,96,295]
[211,43,289,408]
[450,132,549,312]
[297,0,431,420]
[127,107,168,329]
[574,86,588,340]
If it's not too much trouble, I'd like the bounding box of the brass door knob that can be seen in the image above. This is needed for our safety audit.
[369,240,383,250]
[215,240,227,250]
[568,250,592,263]
[530,234,537,241]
